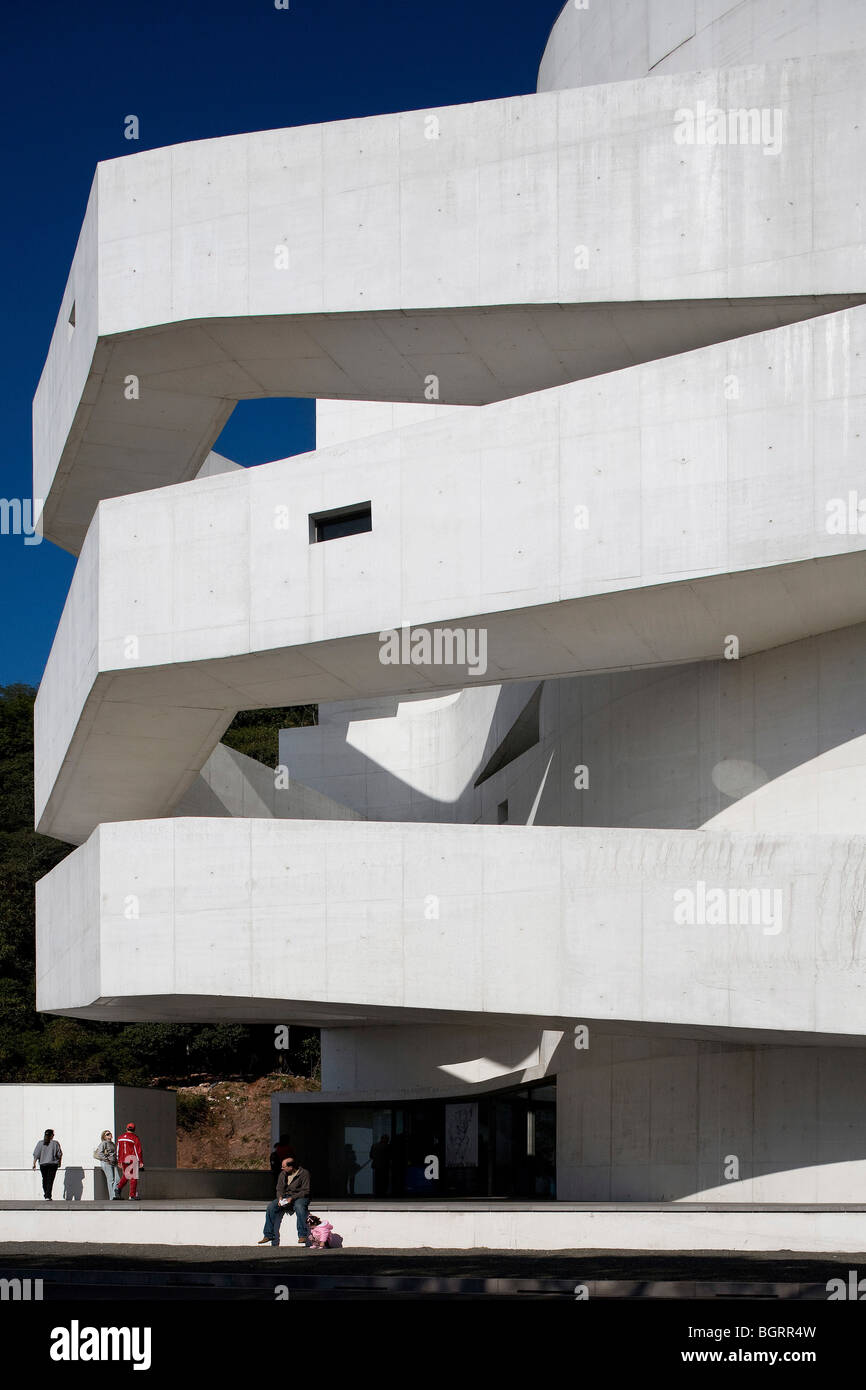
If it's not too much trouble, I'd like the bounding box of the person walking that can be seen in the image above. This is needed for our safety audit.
[94,1130,121,1200]
[32,1129,62,1200]
[257,1154,312,1247]
[115,1122,144,1200]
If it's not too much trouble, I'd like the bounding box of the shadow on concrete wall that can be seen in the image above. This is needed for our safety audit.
[62,1167,84,1200]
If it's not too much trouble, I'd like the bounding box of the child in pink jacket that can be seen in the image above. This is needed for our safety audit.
[307,1215,333,1249]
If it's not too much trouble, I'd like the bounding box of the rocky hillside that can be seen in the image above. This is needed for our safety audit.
[175,1073,319,1169]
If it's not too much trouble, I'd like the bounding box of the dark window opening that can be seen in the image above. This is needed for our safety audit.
[497,799,509,824]
[310,502,372,543]
[277,1077,556,1200]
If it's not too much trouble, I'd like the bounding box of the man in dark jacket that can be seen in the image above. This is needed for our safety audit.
[258,1155,312,1247]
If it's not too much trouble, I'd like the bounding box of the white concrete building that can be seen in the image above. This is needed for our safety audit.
[29,0,866,1210]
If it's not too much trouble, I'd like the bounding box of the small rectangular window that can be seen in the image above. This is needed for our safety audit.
[309,501,372,543]
[497,800,509,824]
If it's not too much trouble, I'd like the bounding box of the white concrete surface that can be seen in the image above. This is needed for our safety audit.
[175,742,363,822]
[33,51,866,551]
[34,817,866,1040]
[539,0,866,92]
[317,1023,562,1094]
[281,687,526,823]
[194,450,243,478]
[36,308,866,843]
[553,1032,866,1203]
[0,1170,97,1201]
[0,1169,272,1201]
[316,399,459,449]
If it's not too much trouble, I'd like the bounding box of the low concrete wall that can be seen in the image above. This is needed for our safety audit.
[141,1170,274,1200]
[0,1169,273,1201]
[2,1202,866,1252]
[0,1169,96,1201]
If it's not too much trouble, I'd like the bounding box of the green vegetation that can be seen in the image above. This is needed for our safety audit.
[176,1091,210,1131]
[0,685,320,1085]
[221,705,317,767]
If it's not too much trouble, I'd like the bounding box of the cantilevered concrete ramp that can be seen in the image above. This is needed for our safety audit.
[36,819,866,1037]
[34,52,866,551]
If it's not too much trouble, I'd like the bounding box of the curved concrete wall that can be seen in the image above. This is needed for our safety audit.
[538,0,866,92]
[282,625,866,836]
[280,684,538,822]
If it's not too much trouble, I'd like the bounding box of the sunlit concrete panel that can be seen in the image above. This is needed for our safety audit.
[279,687,523,824]
[33,52,866,550]
[538,0,866,92]
[319,1021,562,1094]
[35,818,866,1039]
[175,741,364,822]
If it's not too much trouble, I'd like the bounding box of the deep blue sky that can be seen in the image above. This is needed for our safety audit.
[0,0,564,686]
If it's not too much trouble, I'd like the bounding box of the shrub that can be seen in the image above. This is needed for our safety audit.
[175,1091,210,1131]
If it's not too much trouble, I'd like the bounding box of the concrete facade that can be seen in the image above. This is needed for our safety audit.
[29,1,866,1218]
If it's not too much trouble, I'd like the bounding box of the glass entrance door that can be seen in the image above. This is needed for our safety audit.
[282,1078,555,1198]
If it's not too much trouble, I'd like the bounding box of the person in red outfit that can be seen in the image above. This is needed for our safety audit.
[115,1122,144,1200]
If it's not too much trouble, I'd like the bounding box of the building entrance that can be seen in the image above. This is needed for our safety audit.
[278,1080,555,1199]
